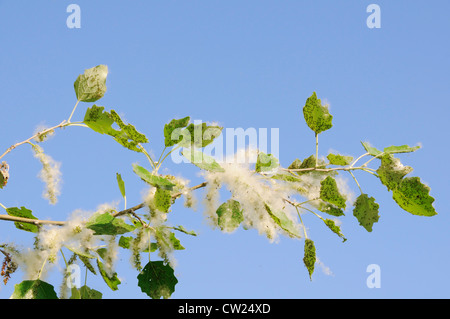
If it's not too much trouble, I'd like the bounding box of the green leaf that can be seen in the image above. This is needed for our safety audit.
[0,171,5,189]
[320,176,346,209]
[74,65,108,102]
[181,148,225,172]
[6,207,39,233]
[116,173,126,198]
[137,261,178,299]
[109,110,149,151]
[79,285,103,299]
[164,117,190,147]
[120,234,157,253]
[303,239,316,280]
[0,162,8,189]
[255,152,279,173]
[97,258,121,291]
[132,164,176,190]
[179,122,223,148]
[64,246,96,259]
[216,199,244,232]
[154,188,173,213]
[83,106,148,152]
[361,141,382,157]
[70,287,81,299]
[271,173,302,183]
[327,153,353,166]
[168,233,185,250]
[149,243,159,253]
[174,225,197,236]
[153,229,185,252]
[352,194,380,232]
[118,236,132,249]
[315,201,345,217]
[64,246,97,274]
[80,256,97,275]
[383,144,421,154]
[86,212,136,235]
[293,155,331,176]
[70,285,102,299]
[376,154,413,191]
[288,158,302,169]
[302,92,333,134]
[83,105,117,135]
[10,280,58,299]
[97,248,108,260]
[323,219,346,242]
[392,177,437,216]
[264,204,301,238]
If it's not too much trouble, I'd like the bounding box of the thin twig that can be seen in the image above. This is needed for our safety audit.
[0,120,84,161]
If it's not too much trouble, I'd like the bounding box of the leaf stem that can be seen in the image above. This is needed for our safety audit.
[315,133,319,167]
[298,205,324,220]
[295,206,308,239]
[156,144,182,172]
[37,256,48,280]
[349,171,363,194]
[85,266,88,287]
[60,249,68,268]
[138,144,157,170]
[297,198,320,206]
[67,100,80,123]
[0,120,87,161]
[350,152,369,168]
[157,146,168,167]
[362,152,385,167]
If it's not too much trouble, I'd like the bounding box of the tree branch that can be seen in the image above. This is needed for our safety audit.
[0,120,88,161]
[0,182,209,227]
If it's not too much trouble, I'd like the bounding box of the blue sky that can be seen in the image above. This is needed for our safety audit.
[0,1,449,299]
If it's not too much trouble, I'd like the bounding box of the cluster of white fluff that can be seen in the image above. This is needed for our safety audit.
[175,175,198,210]
[14,203,121,281]
[201,148,302,241]
[139,187,181,268]
[32,145,62,205]
[199,147,358,246]
[33,124,55,143]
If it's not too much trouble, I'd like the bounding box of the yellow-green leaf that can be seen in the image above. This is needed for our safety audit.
[302,92,333,134]
[132,164,176,190]
[392,177,437,216]
[6,207,39,233]
[303,239,316,280]
[320,176,346,209]
[376,154,413,191]
[182,148,225,172]
[74,65,108,102]
[327,153,353,166]
[353,194,380,232]
[164,117,190,147]
[216,199,244,232]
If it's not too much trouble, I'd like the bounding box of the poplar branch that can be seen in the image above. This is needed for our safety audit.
[0,120,86,161]
[0,182,209,227]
